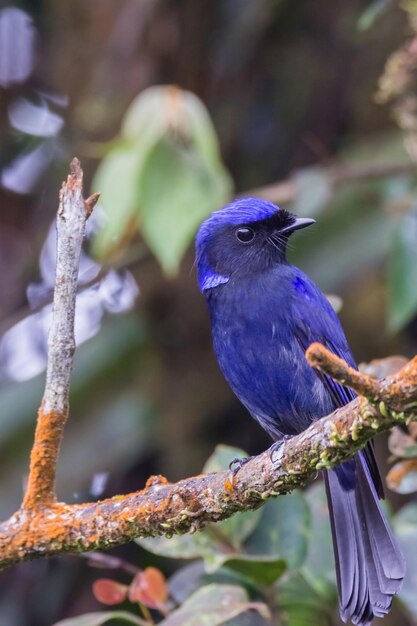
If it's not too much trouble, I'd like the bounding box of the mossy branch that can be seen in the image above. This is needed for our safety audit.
[0,160,416,570]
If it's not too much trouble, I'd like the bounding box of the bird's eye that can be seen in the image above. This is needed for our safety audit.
[236,227,255,243]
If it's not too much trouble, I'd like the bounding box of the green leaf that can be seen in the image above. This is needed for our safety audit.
[276,572,336,626]
[158,584,269,626]
[206,554,286,586]
[302,482,335,593]
[91,144,143,261]
[203,445,263,548]
[121,86,171,144]
[92,85,232,272]
[139,136,230,274]
[122,86,224,169]
[52,611,148,626]
[169,562,206,605]
[169,561,268,607]
[393,503,417,618]
[357,0,392,30]
[245,489,310,570]
[180,90,224,166]
[388,210,417,331]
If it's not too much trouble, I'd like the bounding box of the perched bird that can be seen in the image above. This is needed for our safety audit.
[196,197,405,626]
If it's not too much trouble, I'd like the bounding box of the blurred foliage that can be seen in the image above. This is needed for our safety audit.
[92,86,232,274]
[1,1,417,625]
[358,0,394,31]
[55,446,417,625]
[94,92,417,331]
[388,424,417,493]
[387,183,417,331]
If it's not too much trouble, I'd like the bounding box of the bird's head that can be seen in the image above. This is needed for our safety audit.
[195,197,315,292]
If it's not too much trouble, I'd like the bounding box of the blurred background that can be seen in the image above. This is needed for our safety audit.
[1,1,417,625]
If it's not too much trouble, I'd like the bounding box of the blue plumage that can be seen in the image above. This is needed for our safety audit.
[196,197,405,626]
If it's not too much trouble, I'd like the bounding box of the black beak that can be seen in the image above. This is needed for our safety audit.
[280,217,316,235]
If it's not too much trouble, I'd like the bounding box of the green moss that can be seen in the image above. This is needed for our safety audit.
[379,401,388,418]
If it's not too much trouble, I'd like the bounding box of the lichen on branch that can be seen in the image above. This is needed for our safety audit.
[22,159,99,510]
[0,160,416,571]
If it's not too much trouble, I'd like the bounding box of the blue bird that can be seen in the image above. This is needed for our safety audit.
[196,197,405,626]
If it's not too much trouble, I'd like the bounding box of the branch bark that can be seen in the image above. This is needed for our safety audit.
[0,160,416,571]
[22,160,99,511]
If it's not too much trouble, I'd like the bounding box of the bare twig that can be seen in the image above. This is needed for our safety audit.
[306,343,385,400]
[22,159,97,510]
[0,159,416,572]
[82,551,140,575]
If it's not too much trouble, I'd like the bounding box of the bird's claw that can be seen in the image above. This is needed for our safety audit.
[270,435,293,466]
[229,456,252,473]
[225,456,253,492]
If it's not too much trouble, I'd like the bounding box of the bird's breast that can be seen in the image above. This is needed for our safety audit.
[207,277,331,437]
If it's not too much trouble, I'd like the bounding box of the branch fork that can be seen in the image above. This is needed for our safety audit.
[0,159,416,570]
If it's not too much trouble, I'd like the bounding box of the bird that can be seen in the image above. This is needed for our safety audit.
[195,197,405,626]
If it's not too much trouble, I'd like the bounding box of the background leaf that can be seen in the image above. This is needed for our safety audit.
[92,579,128,606]
[393,503,417,619]
[92,85,232,273]
[302,482,336,593]
[388,209,417,331]
[205,554,286,585]
[357,0,392,30]
[91,145,143,261]
[276,572,336,626]
[139,136,230,274]
[128,567,168,609]
[158,584,269,626]
[245,489,310,570]
[53,611,148,626]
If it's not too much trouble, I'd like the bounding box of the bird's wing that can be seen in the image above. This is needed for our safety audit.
[291,275,384,498]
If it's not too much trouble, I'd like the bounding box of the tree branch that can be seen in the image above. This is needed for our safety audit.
[22,159,99,510]
[0,160,416,571]
[247,161,416,205]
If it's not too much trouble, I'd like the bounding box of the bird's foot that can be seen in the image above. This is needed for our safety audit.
[229,456,253,473]
[224,456,254,492]
[270,435,293,466]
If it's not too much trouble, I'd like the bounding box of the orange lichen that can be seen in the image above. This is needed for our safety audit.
[0,344,414,571]
[306,343,384,400]
[224,475,236,493]
[145,475,169,488]
[22,405,67,510]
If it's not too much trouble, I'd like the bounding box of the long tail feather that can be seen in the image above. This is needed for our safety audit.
[325,453,405,626]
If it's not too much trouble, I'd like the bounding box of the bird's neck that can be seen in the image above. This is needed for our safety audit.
[205,263,294,312]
